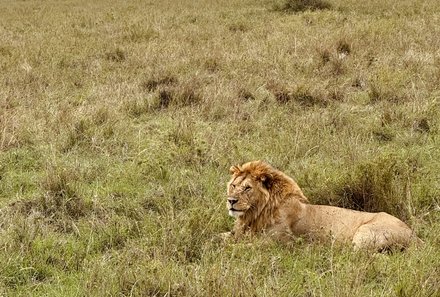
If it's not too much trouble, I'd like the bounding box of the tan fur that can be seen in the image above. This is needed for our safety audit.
[226,160,420,250]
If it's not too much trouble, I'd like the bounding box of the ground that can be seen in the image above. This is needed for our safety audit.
[0,0,439,296]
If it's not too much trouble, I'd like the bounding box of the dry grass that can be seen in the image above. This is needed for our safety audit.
[0,0,440,295]
[273,0,332,12]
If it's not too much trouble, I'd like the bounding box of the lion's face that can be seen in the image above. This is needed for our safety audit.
[226,165,269,218]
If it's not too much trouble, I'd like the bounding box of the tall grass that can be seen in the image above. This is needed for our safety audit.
[0,0,439,295]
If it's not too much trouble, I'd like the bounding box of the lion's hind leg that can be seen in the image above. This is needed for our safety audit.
[352,222,412,251]
[352,225,389,251]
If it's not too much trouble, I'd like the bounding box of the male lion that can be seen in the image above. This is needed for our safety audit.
[225,160,420,250]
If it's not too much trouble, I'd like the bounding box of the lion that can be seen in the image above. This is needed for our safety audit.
[225,160,421,251]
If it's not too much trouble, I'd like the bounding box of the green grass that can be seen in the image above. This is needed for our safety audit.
[1,0,439,295]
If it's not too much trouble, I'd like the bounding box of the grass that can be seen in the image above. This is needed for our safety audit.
[1,0,440,295]
[273,0,333,12]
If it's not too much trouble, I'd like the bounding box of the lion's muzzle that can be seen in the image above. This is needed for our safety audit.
[227,197,238,207]
[227,197,244,217]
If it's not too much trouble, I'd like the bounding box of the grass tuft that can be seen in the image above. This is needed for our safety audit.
[412,118,430,133]
[318,48,332,64]
[267,81,291,104]
[39,167,89,223]
[105,48,126,62]
[336,39,351,56]
[312,155,415,220]
[238,88,255,101]
[292,86,329,107]
[140,75,178,93]
[204,57,221,73]
[157,88,174,109]
[228,22,249,33]
[124,24,158,43]
[368,69,410,103]
[274,0,332,12]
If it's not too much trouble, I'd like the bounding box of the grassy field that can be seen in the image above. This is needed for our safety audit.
[1,0,439,295]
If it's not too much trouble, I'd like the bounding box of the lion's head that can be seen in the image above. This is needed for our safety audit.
[226,160,308,220]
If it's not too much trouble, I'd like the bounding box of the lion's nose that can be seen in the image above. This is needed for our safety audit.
[228,198,238,206]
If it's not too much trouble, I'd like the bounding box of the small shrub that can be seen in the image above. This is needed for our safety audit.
[274,0,332,13]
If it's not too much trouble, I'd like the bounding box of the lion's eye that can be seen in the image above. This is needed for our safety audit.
[244,186,252,191]
[231,184,236,189]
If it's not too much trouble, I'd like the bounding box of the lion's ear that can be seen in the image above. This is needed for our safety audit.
[229,165,241,175]
[257,172,274,189]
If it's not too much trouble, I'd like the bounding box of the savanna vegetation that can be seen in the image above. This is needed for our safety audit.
[0,0,439,295]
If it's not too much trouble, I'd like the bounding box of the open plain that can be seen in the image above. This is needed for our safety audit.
[0,0,439,296]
